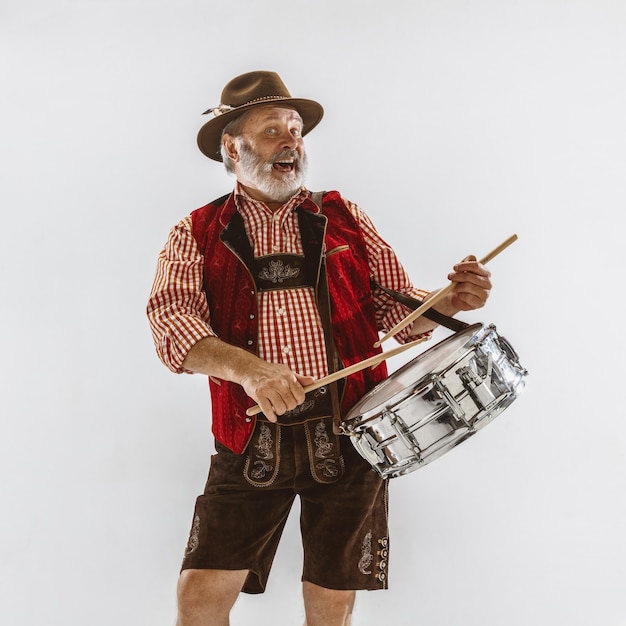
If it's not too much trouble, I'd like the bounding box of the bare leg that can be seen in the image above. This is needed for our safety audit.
[302,581,356,626]
[176,569,248,626]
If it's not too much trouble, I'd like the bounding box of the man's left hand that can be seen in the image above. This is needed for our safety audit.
[446,255,492,311]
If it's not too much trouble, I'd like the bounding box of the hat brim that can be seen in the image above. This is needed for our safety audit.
[197,97,324,161]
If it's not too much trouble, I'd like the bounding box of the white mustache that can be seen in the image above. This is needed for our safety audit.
[271,150,300,164]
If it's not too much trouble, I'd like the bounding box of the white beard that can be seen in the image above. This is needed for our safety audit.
[237,141,308,204]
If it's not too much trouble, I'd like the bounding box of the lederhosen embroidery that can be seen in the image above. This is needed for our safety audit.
[253,254,307,291]
[304,417,345,483]
[252,254,312,291]
[184,515,201,556]
[358,530,373,575]
[244,421,281,487]
[357,530,389,582]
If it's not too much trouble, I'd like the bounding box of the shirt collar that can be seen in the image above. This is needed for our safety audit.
[234,181,310,214]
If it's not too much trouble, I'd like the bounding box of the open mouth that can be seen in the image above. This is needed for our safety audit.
[272,160,295,173]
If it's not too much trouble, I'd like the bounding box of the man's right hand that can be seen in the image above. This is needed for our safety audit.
[240,363,315,422]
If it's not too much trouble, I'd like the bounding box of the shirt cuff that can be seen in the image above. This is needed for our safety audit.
[156,318,217,374]
[382,301,434,344]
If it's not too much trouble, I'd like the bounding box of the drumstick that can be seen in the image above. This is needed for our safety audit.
[373,234,518,348]
[245,336,428,417]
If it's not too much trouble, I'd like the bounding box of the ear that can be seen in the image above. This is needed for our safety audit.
[222,134,239,163]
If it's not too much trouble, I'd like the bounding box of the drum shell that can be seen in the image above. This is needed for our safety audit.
[342,324,527,478]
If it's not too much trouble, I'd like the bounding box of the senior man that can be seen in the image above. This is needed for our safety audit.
[147,70,492,626]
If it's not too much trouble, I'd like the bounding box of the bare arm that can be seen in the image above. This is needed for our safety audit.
[182,337,314,423]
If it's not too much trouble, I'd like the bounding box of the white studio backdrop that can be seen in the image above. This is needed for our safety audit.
[1,1,625,624]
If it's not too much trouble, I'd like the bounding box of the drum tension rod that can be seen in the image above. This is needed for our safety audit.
[458,360,496,410]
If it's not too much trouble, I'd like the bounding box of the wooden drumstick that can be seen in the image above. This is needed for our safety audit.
[373,234,518,348]
[245,336,428,417]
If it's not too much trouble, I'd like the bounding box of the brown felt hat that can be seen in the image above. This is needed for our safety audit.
[197,71,324,161]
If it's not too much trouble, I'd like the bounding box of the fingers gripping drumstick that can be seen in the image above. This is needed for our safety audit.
[245,336,428,417]
[373,234,518,348]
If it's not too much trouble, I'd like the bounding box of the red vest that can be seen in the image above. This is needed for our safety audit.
[190,191,388,453]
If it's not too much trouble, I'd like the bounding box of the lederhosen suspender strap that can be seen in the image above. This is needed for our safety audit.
[310,191,345,434]
[372,281,470,333]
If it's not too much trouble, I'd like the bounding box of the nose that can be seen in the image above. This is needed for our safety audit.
[279,128,299,150]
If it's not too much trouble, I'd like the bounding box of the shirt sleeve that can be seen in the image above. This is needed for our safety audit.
[146,216,217,373]
[341,197,433,344]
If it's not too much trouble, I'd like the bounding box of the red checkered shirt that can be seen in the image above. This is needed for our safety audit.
[147,185,430,377]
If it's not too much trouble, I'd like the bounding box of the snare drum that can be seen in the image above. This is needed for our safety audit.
[342,323,528,478]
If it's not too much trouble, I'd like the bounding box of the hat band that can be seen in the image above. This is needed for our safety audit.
[204,95,292,117]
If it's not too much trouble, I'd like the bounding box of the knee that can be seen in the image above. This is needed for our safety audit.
[303,582,356,625]
[176,570,206,607]
[177,569,247,615]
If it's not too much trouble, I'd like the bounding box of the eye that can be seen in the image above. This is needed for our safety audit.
[291,127,302,137]
[264,127,278,135]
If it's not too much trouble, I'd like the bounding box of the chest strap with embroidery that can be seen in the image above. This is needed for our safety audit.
[251,254,313,292]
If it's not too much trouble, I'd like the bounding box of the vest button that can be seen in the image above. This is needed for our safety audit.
[247,340,254,346]
[249,314,255,320]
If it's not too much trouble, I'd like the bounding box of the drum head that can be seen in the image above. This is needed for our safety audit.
[346,324,484,419]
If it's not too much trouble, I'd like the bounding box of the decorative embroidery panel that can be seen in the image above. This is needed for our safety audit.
[304,418,344,483]
[357,530,389,586]
[252,254,310,292]
[184,515,201,556]
[244,422,280,487]
[258,259,300,284]
[358,530,373,575]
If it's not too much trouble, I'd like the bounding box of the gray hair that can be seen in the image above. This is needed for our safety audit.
[220,113,250,174]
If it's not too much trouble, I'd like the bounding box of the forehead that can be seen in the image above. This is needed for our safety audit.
[243,105,303,129]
